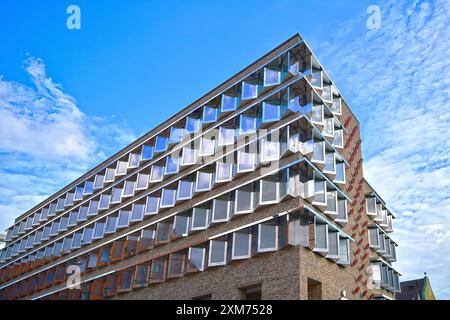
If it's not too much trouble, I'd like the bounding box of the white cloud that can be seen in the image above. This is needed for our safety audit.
[0,57,136,234]
[313,0,450,298]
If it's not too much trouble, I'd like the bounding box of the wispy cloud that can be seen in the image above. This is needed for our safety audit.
[313,0,450,298]
[0,56,136,233]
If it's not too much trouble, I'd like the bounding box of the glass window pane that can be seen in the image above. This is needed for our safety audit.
[242,81,258,99]
[173,215,189,237]
[169,127,184,144]
[202,106,219,123]
[212,197,230,222]
[262,102,281,122]
[312,141,325,162]
[161,188,176,208]
[156,222,170,242]
[216,162,233,182]
[259,224,278,251]
[71,232,83,249]
[128,153,141,168]
[260,178,278,203]
[83,181,94,196]
[168,253,186,276]
[196,171,213,191]
[315,223,328,250]
[177,180,194,200]
[131,203,145,222]
[313,181,326,204]
[191,208,209,230]
[117,211,130,228]
[82,227,94,245]
[141,145,154,161]
[218,127,235,146]
[232,231,251,259]
[239,115,257,134]
[99,194,111,210]
[145,195,159,215]
[200,137,215,156]
[65,192,75,206]
[263,67,281,86]
[186,116,201,133]
[123,180,136,197]
[78,206,88,221]
[93,222,105,239]
[165,156,180,175]
[238,151,255,172]
[111,187,123,203]
[334,163,345,183]
[261,139,279,161]
[88,200,99,216]
[221,94,238,112]
[326,191,337,213]
[150,165,164,182]
[105,216,118,234]
[105,168,116,182]
[236,186,253,213]
[150,259,166,281]
[208,240,227,266]
[154,136,168,153]
[182,147,196,165]
[188,247,205,271]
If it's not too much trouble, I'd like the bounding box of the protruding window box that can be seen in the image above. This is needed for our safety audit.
[239,114,258,135]
[49,220,60,237]
[97,245,111,267]
[321,84,333,103]
[335,199,348,225]
[123,180,136,198]
[32,212,41,227]
[169,127,185,145]
[149,258,167,283]
[93,174,104,191]
[323,152,336,180]
[312,180,327,210]
[145,194,160,215]
[104,273,118,297]
[313,221,329,256]
[47,202,57,218]
[168,252,187,278]
[128,152,141,169]
[105,215,118,235]
[221,93,239,113]
[155,221,171,245]
[137,228,155,253]
[165,155,181,175]
[324,190,338,218]
[257,223,279,253]
[177,179,194,201]
[187,247,206,273]
[154,136,168,153]
[110,186,123,204]
[182,147,197,166]
[331,96,342,115]
[133,263,150,289]
[202,105,219,124]
[117,210,131,229]
[104,167,116,183]
[337,238,350,265]
[241,80,260,101]
[87,200,99,217]
[130,203,145,223]
[141,144,154,161]
[71,231,83,250]
[195,170,214,192]
[333,162,346,185]
[365,197,378,217]
[191,207,210,231]
[237,149,257,173]
[89,278,106,300]
[263,65,282,87]
[124,235,139,258]
[207,239,227,267]
[323,117,335,141]
[231,230,252,260]
[311,103,324,126]
[234,183,258,215]
[211,195,233,223]
[310,68,323,89]
[325,230,340,261]
[118,268,134,293]
[160,187,176,208]
[92,221,106,240]
[216,161,235,183]
[311,140,326,165]
[218,126,236,146]
[81,227,94,245]
[115,161,128,176]
[78,206,88,222]
[199,137,216,157]
[136,172,150,191]
[110,239,126,262]
[172,214,190,238]
[185,116,201,134]
[332,129,344,149]
[150,164,164,183]
[98,193,111,211]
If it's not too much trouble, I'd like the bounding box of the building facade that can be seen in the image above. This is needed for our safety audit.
[0,34,400,300]
[396,275,436,300]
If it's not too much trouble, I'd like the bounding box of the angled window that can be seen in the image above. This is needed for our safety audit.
[93,174,105,190]
[93,221,105,240]
[212,195,232,223]
[141,144,154,161]
[145,195,159,215]
[34,230,43,245]
[150,165,164,182]
[118,268,134,292]
[173,214,190,237]
[311,69,323,88]
[261,137,280,162]
[199,137,215,156]
[187,247,205,272]
[32,211,41,226]
[177,179,194,200]
[39,208,49,222]
[168,252,186,277]
[56,198,66,212]
[98,246,111,266]
[104,167,116,183]
[195,171,214,192]
[208,240,227,266]
[42,225,51,241]
[218,126,235,146]
[71,231,83,249]
[99,193,111,210]
[165,155,181,175]
[235,184,255,214]
[111,239,125,262]
[49,221,60,236]
[239,114,257,134]
[111,186,123,203]
[25,234,35,249]
[65,192,75,207]
[105,216,118,234]
[221,94,239,112]
[312,141,325,163]
[138,228,155,252]
[154,136,168,153]
[323,117,334,137]
[202,105,219,123]
[104,274,118,297]
[83,181,94,196]
[155,222,171,243]
[182,147,196,166]
[338,238,350,264]
[260,176,279,205]
[150,258,167,282]
[232,230,251,260]
[311,103,324,124]
[128,153,141,169]
[82,227,94,244]
[117,210,131,229]
[116,161,128,176]
[87,200,99,217]
[334,162,345,183]
[62,236,73,254]
[130,203,145,222]
[313,180,327,205]
[324,152,336,174]
[258,223,278,253]
[336,199,348,222]
[160,187,176,208]
[326,230,339,259]
[366,197,377,215]
[134,263,150,288]
[18,220,26,234]
[314,222,328,253]
[368,228,380,248]
[216,161,234,182]
[78,206,88,222]
[333,129,343,148]
[186,116,201,134]
[123,180,136,197]
[262,101,282,123]
[237,150,256,172]
[44,245,54,258]
[263,66,281,86]
[48,202,57,217]
[125,235,139,258]
[241,81,259,100]
[53,241,63,257]
[325,190,338,215]
[191,207,210,231]
[169,127,185,144]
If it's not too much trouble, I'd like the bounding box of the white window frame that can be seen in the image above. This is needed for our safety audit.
[191,207,210,231]
[98,194,111,210]
[173,215,190,237]
[312,180,327,206]
[182,147,197,166]
[145,195,160,215]
[202,105,219,124]
[241,81,259,100]
[334,162,346,184]
[258,223,279,252]
[234,186,255,214]
[128,152,141,169]
[208,240,227,267]
[324,152,336,174]
[263,67,281,87]
[160,188,177,208]
[324,190,338,215]
[218,127,235,146]
[165,156,181,175]
[211,198,231,223]
[312,141,326,164]
[259,178,280,205]
[260,138,280,162]
[104,167,116,183]
[231,231,252,260]
[215,162,234,182]
[237,150,256,173]
[136,173,150,190]
[177,179,194,200]
[115,161,128,176]
[123,180,136,198]
[150,165,164,183]
[199,137,215,156]
[195,171,214,192]
[188,247,205,271]
[220,94,238,112]
[313,222,329,253]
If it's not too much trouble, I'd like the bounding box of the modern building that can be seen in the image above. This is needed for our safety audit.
[0,34,400,300]
[396,274,436,300]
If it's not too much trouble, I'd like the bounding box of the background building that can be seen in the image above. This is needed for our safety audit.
[0,34,400,300]
[396,274,436,300]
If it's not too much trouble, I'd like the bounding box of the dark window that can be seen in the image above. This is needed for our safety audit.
[243,285,262,300]
[307,278,322,300]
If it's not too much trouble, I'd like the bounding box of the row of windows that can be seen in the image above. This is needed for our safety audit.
[0,212,351,300]
[370,261,401,293]
[2,116,346,264]
[368,228,397,262]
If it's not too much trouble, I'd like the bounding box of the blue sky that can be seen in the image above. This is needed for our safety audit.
[0,0,449,298]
